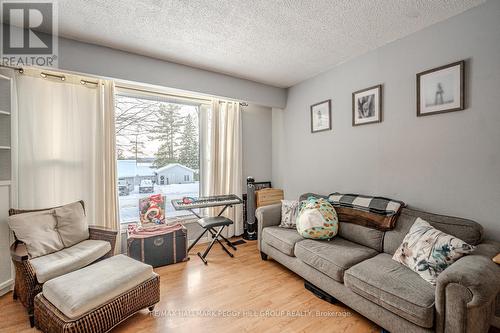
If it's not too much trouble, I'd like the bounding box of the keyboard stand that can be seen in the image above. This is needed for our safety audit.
[184,203,231,219]
[185,203,238,264]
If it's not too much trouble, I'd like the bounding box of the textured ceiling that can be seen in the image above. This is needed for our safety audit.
[53,0,485,88]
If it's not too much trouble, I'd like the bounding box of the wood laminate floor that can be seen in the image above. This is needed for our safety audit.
[0,239,380,333]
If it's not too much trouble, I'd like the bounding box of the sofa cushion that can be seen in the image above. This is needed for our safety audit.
[43,254,154,319]
[384,207,483,255]
[261,226,304,256]
[30,240,111,283]
[54,201,89,247]
[344,253,435,328]
[295,238,378,282]
[338,222,384,252]
[8,209,64,258]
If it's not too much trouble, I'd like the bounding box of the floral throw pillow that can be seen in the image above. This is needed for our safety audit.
[392,217,475,285]
[279,200,299,229]
[296,197,338,239]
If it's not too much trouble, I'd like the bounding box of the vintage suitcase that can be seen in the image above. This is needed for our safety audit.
[127,225,189,267]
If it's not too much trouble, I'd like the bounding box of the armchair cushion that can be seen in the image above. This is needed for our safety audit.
[8,209,64,258]
[29,240,111,283]
[54,201,89,247]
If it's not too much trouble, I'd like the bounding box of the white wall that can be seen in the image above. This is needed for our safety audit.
[275,0,500,240]
[242,104,273,191]
[57,37,286,108]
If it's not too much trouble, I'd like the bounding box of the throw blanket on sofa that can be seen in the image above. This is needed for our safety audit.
[327,193,405,231]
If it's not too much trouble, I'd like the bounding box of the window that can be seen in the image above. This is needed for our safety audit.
[115,88,201,223]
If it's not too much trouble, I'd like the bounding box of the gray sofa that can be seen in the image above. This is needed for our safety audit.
[256,193,500,333]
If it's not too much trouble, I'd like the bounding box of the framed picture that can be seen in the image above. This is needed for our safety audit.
[310,99,332,133]
[417,60,464,117]
[352,84,382,126]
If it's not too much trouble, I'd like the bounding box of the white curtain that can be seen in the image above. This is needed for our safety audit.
[16,71,119,239]
[94,80,119,234]
[200,99,243,237]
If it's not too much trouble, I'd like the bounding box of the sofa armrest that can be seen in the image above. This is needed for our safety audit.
[88,225,118,257]
[255,203,281,251]
[10,241,29,262]
[435,254,500,333]
[473,239,500,259]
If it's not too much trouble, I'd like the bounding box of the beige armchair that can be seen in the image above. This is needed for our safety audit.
[9,201,118,327]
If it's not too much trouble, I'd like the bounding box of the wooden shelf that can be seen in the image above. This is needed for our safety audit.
[0,111,10,116]
[0,146,11,150]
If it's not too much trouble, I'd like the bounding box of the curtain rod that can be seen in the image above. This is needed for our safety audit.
[80,79,99,86]
[40,72,65,81]
[115,84,213,103]
[116,85,248,106]
[1,64,248,106]
[0,64,24,73]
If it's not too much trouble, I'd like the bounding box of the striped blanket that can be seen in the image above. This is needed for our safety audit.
[327,193,405,230]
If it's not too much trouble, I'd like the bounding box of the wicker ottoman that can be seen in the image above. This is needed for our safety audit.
[34,255,160,333]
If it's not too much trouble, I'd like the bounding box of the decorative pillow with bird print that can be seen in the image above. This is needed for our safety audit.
[392,217,475,285]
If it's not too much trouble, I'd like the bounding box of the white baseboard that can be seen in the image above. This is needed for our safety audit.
[0,278,13,296]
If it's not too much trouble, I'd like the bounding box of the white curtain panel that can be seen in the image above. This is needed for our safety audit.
[16,72,119,239]
[200,99,243,237]
[94,80,120,234]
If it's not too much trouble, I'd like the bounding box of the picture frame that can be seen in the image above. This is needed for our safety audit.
[310,99,332,133]
[352,84,382,126]
[417,60,465,117]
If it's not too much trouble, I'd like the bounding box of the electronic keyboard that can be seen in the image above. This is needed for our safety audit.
[171,194,243,210]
